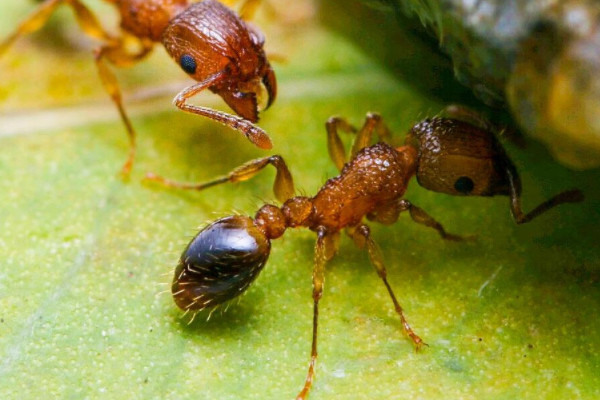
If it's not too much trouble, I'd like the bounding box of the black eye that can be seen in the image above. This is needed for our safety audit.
[179,54,197,74]
[454,176,474,194]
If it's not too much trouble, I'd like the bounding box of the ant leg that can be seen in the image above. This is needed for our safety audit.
[323,231,341,260]
[350,112,392,157]
[347,224,426,350]
[145,155,295,202]
[325,112,392,171]
[504,167,584,224]
[368,200,467,241]
[366,201,401,226]
[238,0,262,20]
[94,40,154,177]
[0,0,114,57]
[397,199,468,241]
[296,227,328,400]
[325,116,357,171]
[174,77,273,150]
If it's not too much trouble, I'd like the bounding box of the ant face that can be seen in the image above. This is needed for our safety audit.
[406,118,514,197]
[172,216,271,311]
[162,0,277,122]
[212,60,277,123]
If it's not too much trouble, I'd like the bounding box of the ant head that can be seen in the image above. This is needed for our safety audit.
[406,118,516,197]
[172,216,271,312]
[162,1,276,122]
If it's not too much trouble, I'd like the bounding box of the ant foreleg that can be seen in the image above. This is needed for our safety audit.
[397,199,469,241]
[0,0,114,57]
[347,224,426,350]
[296,227,328,400]
[174,76,273,150]
[94,39,153,177]
[145,155,295,202]
[367,199,468,241]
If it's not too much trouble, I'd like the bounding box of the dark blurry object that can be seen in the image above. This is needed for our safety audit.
[364,0,600,169]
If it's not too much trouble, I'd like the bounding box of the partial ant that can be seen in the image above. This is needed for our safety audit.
[0,0,276,176]
[151,106,583,399]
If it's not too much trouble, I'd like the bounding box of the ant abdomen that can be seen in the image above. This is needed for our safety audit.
[172,216,271,311]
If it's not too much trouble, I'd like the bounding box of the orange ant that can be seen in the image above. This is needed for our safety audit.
[0,0,276,176]
[156,106,583,399]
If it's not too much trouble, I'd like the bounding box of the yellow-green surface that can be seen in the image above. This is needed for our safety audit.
[0,1,599,399]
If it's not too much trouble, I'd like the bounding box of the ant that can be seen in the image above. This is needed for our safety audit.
[156,106,583,400]
[0,0,276,176]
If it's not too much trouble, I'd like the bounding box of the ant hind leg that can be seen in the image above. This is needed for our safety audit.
[296,227,328,400]
[94,39,154,177]
[350,112,392,158]
[0,0,115,57]
[325,112,393,171]
[325,116,357,171]
[0,0,148,178]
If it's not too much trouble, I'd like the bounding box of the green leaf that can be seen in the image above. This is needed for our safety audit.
[0,1,599,399]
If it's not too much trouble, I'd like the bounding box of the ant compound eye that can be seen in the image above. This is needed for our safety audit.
[172,216,271,311]
[454,176,474,194]
[179,54,197,74]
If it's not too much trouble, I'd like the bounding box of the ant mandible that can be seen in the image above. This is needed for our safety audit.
[0,0,276,176]
[155,106,583,400]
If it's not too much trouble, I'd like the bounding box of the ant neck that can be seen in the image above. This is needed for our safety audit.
[254,196,314,240]
[395,145,419,176]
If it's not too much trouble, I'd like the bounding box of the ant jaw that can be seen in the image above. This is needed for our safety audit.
[215,87,260,122]
[262,66,277,110]
[215,66,276,120]
[172,216,271,312]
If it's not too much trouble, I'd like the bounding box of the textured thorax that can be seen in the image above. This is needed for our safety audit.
[117,0,187,41]
[162,1,258,80]
[310,143,416,231]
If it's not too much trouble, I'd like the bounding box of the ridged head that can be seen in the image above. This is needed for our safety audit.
[162,0,277,122]
[406,118,516,197]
